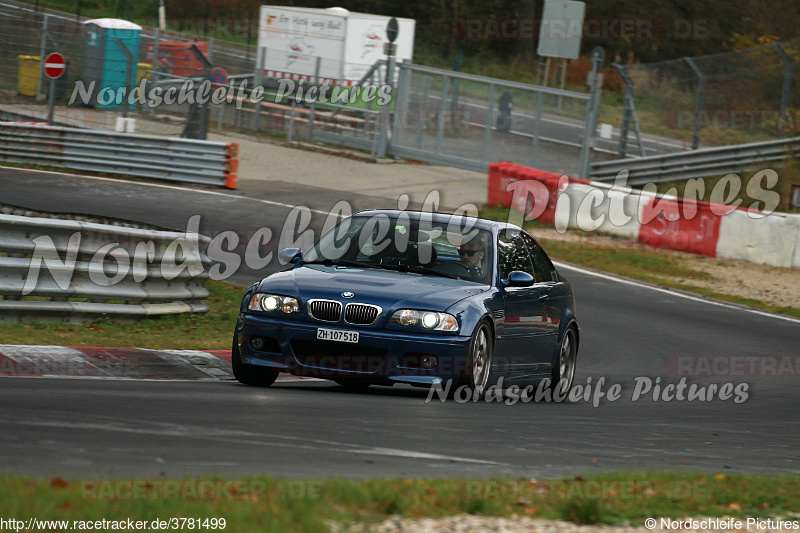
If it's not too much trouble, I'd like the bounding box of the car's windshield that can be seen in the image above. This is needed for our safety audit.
[303,215,493,284]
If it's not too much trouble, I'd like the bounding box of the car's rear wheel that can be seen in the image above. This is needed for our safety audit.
[231,338,279,387]
[551,326,577,398]
[463,321,493,399]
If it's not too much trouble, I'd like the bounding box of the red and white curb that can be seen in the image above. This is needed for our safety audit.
[0,345,320,382]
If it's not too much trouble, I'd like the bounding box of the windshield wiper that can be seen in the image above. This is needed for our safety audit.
[378,264,460,280]
[299,259,385,269]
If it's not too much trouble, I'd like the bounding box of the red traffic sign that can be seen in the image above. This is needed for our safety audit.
[209,67,228,88]
[44,52,66,79]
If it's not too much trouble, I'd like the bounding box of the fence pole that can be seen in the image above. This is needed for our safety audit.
[684,57,706,150]
[308,56,321,141]
[614,62,632,157]
[115,39,134,120]
[416,74,431,149]
[148,28,160,116]
[254,47,265,132]
[36,14,48,101]
[531,89,543,167]
[376,54,396,158]
[390,60,411,155]
[481,83,495,164]
[578,47,603,180]
[772,43,793,136]
[434,76,450,155]
[288,98,296,143]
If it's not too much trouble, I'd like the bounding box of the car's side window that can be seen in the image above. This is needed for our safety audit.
[497,229,534,280]
[523,233,556,283]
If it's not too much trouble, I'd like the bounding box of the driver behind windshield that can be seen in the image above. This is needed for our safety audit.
[459,235,487,278]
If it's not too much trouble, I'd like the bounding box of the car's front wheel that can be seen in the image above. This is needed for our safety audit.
[462,321,494,399]
[231,338,279,387]
[551,326,577,398]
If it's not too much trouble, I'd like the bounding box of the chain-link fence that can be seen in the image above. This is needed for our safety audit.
[0,2,384,148]
[1,1,605,176]
[390,62,597,176]
[615,37,800,156]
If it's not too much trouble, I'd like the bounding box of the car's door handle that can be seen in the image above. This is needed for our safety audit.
[539,293,550,302]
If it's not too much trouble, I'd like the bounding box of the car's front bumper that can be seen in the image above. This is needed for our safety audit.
[236,313,473,385]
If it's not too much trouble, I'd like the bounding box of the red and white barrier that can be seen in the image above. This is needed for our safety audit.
[487,162,800,268]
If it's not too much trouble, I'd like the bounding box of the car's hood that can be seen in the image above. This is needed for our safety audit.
[258,264,489,311]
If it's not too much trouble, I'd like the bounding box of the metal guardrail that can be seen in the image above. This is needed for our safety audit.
[0,123,239,189]
[591,136,800,185]
[0,214,211,323]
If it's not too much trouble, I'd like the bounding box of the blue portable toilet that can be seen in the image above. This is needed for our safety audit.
[81,18,142,108]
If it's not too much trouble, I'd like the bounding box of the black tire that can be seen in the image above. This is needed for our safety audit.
[231,338,279,387]
[460,320,494,399]
[550,326,578,399]
[334,378,371,391]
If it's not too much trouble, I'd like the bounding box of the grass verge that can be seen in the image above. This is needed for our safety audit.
[0,472,797,532]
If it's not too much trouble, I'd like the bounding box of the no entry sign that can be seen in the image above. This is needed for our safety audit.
[44,52,66,79]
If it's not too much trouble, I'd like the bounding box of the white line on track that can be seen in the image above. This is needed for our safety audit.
[10,418,501,465]
[554,261,800,324]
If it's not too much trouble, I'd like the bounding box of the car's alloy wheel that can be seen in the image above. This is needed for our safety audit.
[467,322,493,399]
[231,337,279,387]
[552,327,577,397]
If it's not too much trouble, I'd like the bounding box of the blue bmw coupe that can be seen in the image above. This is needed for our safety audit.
[232,210,579,398]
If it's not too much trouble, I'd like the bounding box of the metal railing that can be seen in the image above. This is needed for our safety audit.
[0,213,211,323]
[591,136,800,185]
[0,122,239,188]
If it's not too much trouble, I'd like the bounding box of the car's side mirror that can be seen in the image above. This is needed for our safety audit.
[279,247,302,264]
[505,270,534,287]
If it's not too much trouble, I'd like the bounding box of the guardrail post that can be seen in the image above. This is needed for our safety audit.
[772,43,794,136]
[684,57,706,150]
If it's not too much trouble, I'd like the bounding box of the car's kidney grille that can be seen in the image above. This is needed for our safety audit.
[345,304,380,325]
[309,300,342,322]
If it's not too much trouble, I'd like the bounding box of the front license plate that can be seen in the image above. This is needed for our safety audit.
[316,328,359,343]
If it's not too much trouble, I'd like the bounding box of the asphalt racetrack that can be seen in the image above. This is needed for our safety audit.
[0,168,798,479]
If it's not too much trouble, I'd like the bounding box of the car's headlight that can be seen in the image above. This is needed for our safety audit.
[248,293,300,314]
[390,309,459,331]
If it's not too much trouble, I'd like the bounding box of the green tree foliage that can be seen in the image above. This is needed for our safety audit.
[149,0,800,63]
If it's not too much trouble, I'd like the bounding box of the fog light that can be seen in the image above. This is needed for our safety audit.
[421,356,438,369]
[251,337,265,350]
